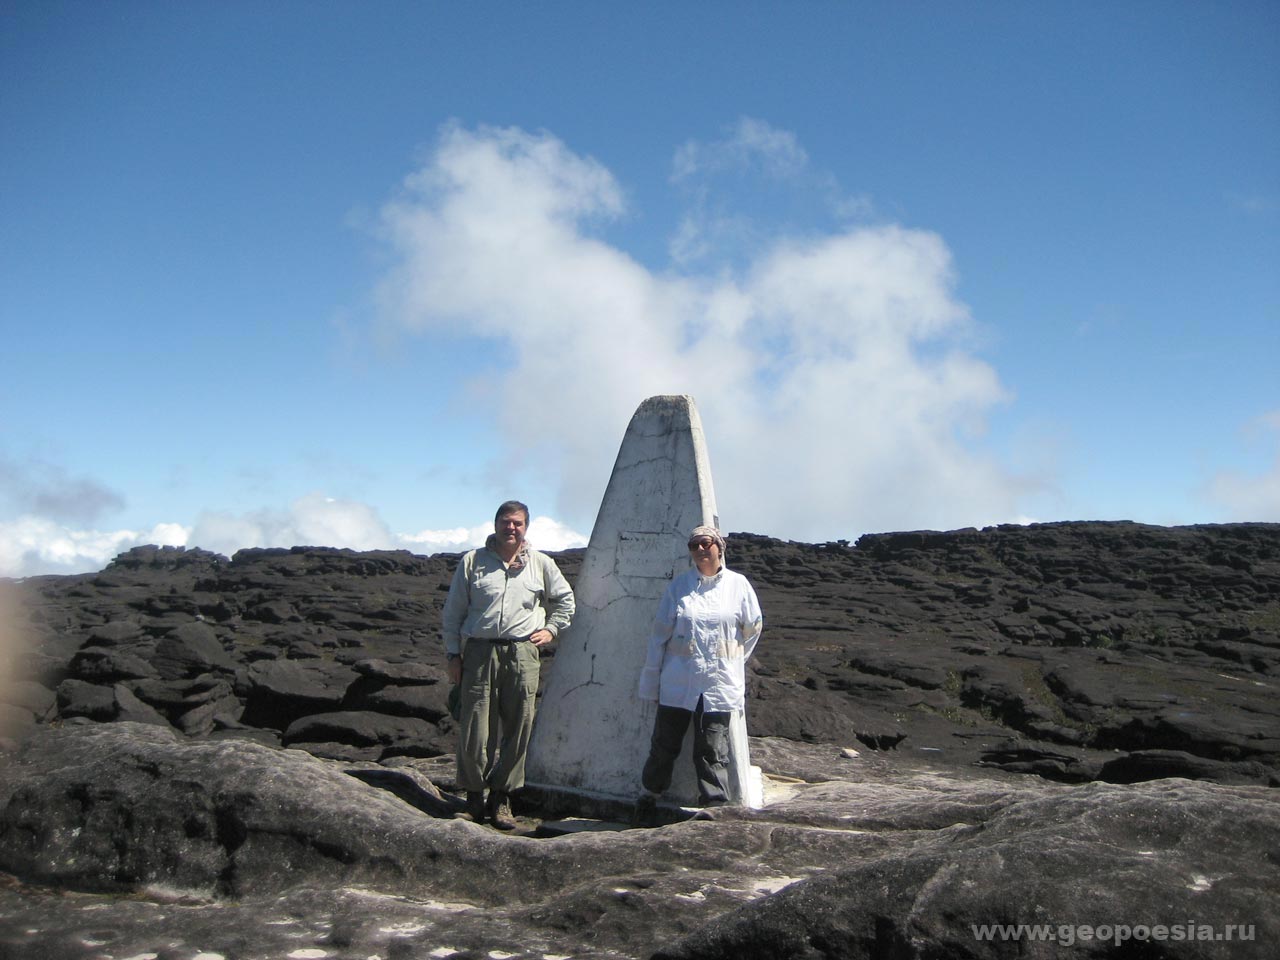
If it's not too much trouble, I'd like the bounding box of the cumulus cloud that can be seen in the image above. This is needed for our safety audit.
[189,492,397,558]
[0,516,189,579]
[375,121,1030,542]
[525,516,589,551]
[1206,411,1280,521]
[399,515,588,554]
[397,524,493,555]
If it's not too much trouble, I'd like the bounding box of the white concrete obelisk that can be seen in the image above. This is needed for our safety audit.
[526,395,761,808]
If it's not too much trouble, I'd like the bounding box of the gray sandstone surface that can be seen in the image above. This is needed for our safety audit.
[0,521,1277,958]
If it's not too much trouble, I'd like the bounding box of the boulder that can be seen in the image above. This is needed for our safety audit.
[282,710,439,753]
[352,657,443,684]
[128,675,213,717]
[152,622,236,679]
[343,679,451,722]
[85,620,145,645]
[175,689,244,736]
[244,599,298,624]
[54,679,116,721]
[68,645,159,682]
[1097,749,1279,787]
[55,680,170,727]
[240,659,357,730]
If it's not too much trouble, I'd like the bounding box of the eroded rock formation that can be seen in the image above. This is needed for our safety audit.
[0,521,1277,958]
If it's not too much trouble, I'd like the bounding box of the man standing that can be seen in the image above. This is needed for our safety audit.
[442,500,575,829]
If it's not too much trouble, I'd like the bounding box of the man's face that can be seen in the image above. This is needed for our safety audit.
[495,510,528,547]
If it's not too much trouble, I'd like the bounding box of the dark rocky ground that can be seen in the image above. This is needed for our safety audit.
[730,522,1280,785]
[0,521,1277,959]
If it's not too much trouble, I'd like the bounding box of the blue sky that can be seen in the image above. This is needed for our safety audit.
[2,1,1277,577]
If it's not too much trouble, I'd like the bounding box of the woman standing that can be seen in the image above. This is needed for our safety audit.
[634,525,763,824]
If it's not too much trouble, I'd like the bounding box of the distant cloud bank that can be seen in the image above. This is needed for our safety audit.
[0,516,189,579]
[0,495,587,578]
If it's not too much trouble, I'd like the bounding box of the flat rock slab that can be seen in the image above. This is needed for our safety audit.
[1,722,1276,959]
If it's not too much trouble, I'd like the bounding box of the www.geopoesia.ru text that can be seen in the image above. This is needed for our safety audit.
[971,922,1255,947]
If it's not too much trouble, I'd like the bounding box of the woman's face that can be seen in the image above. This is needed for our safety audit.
[689,535,721,574]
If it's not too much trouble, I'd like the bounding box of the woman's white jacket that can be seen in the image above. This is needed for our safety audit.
[637,565,763,713]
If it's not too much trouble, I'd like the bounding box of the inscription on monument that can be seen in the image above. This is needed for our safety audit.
[615,531,678,579]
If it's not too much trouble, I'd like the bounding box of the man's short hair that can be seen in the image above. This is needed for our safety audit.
[495,500,530,524]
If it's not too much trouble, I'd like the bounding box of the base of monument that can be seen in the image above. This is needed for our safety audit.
[533,805,719,836]
[519,781,645,824]
[521,768,765,827]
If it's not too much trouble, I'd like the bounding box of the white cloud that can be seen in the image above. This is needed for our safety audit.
[191,491,588,560]
[374,123,1030,542]
[526,515,590,551]
[290,493,394,550]
[189,492,396,558]
[672,117,809,182]
[1,500,590,577]
[0,516,189,579]
[398,515,587,554]
[1206,411,1280,521]
[668,118,874,267]
[397,524,492,554]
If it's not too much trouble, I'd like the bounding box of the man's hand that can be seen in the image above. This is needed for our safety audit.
[447,655,462,685]
[529,629,554,648]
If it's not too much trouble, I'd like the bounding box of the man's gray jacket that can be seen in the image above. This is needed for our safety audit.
[441,542,575,656]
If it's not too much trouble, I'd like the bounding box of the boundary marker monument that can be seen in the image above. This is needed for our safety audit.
[526,395,762,809]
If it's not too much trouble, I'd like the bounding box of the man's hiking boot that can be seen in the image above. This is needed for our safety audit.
[486,791,517,831]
